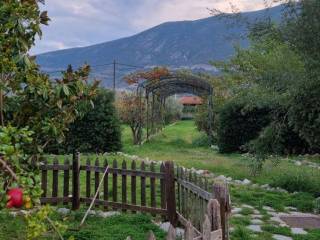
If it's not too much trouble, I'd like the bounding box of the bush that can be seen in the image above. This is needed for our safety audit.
[270,169,320,197]
[63,88,122,153]
[164,97,183,124]
[217,100,271,153]
[192,134,211,147]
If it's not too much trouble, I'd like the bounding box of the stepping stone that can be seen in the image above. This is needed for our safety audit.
[273,234,292,240]
[251,219,263,225]
[242,204,254,209]
[247,225,262,232]
[291,228,307,235]
[263,206,275,212]
[251,214,263,219]
[231,207,242,214]
[253,209,260,214]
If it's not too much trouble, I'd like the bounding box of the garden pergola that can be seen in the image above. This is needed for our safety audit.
[136,72,214,144]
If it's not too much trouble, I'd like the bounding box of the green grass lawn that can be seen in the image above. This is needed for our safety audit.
[122,121,320,195]
[0,210,165,240]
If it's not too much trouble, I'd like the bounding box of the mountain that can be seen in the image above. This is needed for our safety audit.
[36,5,283,87]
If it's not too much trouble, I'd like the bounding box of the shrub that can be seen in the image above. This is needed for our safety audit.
[217,100,271,153]
[270,169,320,197]
[64,88,122,153]
[192,134,211,147]
[164,97,183,124]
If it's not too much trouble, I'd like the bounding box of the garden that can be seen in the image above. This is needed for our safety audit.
[1,1,320,240]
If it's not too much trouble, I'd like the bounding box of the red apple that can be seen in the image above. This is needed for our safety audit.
[7,188,24,208]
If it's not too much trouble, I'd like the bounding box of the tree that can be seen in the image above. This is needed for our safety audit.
[116,91,145,145]
[0,1,98,238]
[64,88,122,153]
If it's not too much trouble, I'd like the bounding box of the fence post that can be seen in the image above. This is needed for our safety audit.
[72,151,80,210]
[213,183,231,240]
[165,161,178,227]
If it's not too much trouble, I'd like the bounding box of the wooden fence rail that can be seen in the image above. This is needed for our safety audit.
[40,152,230,240]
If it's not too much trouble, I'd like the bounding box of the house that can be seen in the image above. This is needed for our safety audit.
[179,96,203,119]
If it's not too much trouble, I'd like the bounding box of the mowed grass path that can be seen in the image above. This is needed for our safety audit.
[122,121,320,188]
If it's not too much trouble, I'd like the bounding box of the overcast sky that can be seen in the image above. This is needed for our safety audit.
[32,0,280,55]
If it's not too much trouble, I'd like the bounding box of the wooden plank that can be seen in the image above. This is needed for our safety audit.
[202,214,211,240]
[131,160,137,213]
[181,168,186,217]
[63,158,70,205]
[176,212,202,236]
[52,158,59,206]
[112,159,118,209]
[41,159,48,199]
[160,163,166,212]
[141,161,146,207]
[72,151,80,210]
[165,161,177,227]
[40,197,72,204]
[207,199,221,231]
[150,162,156,211]
[122,160,127,212]
[185,221,195,240]
[176,179,212,201]
[95,158,100,207]
[80,165,165,178]
[86,158,91,206]
[176,167,181,213]
[80,198,167,215]
[166,224,176,240]
[213,184,229,240]
[147,231,156,240]
[40,165,71,171]
[103,158,109,210]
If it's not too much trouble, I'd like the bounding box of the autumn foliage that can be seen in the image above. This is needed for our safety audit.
[124,67,170,85]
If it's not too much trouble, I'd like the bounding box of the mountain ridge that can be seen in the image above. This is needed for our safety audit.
[36,5,283,87]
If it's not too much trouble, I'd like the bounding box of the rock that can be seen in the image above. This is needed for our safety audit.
[234,180,242,184]
[273,234,292,240]
[247,225,262,232]
[251,214,263,219]
[226,177,232,182]
[263,206,275,212]
[231,207,242,214]
[160,222,171,232]
[261,184,270,189]
[294,161,302,166]
[251,219,263,225]
[176,227,185,237]
[242,204,254,209]
[216,175,227,181]
[97,211,120,218]
[291,228,307,235]
[57,208,70,215]
[242,179,251,185]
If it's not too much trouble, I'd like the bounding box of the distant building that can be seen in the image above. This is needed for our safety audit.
[179,96,203,119]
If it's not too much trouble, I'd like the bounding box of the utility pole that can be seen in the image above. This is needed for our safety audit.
[113,59,116,91]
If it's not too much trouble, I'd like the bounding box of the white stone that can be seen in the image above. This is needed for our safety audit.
[251,214,263,219]
[294,161,302,166]
[263,206,275,212]
[242,204,254,209]
[291,228,307,235]
[57,208,70,215]
[251,219,263,225]
[160,222,171,232]
[231,207,242,214]
[216,175,227,181]
[242,179,251,185]
[97,211,120,218]
[176,228,185,237]
[273,234,292,240]
[247,225,262,232]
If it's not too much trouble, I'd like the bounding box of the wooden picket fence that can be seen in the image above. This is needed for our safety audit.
[39,152,231,240]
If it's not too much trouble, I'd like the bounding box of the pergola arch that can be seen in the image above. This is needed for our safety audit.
[136,72,214,144]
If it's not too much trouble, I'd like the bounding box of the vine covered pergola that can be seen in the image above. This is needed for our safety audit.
[133,70,214,145]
